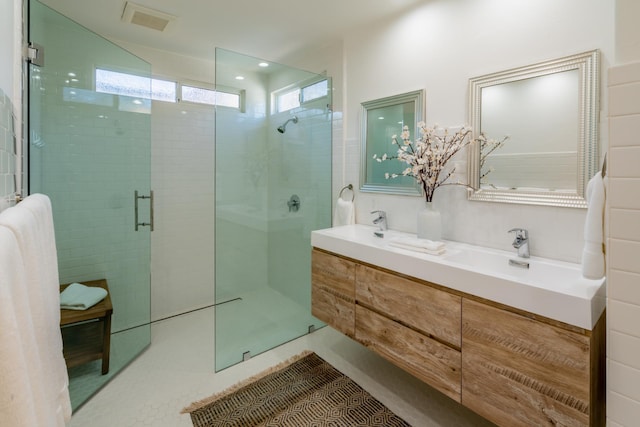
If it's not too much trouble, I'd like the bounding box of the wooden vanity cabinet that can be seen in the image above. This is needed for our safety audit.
[310,248,605,426]
[355,264,462,401]
[461,298,605,427]
[311,248,462,401]
[355,264,461,347]
[311,249,356,338]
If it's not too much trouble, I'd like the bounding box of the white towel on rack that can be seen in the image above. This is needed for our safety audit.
[0,195,71,424]
[333,197,355,227]
[0,226,45,427]
[581,172,606,279]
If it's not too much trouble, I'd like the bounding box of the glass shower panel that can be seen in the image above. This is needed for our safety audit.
[29,0,151,409]
[215,48,332,371]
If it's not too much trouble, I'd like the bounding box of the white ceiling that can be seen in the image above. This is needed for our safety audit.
[40,0,425,62]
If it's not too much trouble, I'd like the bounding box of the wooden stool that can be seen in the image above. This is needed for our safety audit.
[60,279,113,375]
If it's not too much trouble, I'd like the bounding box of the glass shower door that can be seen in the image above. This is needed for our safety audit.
[215,48,332,370]
[28,0,151,409]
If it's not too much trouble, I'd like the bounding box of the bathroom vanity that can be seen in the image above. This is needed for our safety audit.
[311,225,606,427]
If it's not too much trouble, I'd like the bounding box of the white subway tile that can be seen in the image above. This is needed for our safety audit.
[610,209,640,241]
[608,178,640,210]
[610,146,640,178]
[610,83,640,117]
[610,115,640,148]
[609,299,640,339]
[608,390,640,426]
[609,360,640,402]
[610,331,640,369]
[609,62,640,86]
[610,239,640,274]
[609,269,640,306]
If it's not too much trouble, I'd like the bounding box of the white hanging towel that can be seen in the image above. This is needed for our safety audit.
[0,226,45,427]
[0,194,71,425]
[581,172,606,279]
[333,196,355,227]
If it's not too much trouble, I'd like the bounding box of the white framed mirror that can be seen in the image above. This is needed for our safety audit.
[360,90,424,195]
[468,50,600,208]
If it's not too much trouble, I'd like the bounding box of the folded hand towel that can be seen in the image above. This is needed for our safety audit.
[389,242,446,256]
[581,171,605,279]
[333,197,355,227]
[60,283,108,310]
[389,237,446,255]
[390,236,445,251]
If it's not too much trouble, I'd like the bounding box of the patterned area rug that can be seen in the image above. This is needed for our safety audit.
[182,351,410,426]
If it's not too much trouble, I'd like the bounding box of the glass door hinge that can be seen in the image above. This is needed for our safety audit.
[27,43,44,67]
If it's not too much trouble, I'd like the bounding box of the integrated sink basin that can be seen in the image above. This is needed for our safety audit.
[311,224,605,330]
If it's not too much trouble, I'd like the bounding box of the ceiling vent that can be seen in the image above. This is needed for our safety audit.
[121,2,176,32]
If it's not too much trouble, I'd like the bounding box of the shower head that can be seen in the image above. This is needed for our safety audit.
[277,116,298,133]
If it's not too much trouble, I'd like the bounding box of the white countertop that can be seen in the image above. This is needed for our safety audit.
[311,224,606,330]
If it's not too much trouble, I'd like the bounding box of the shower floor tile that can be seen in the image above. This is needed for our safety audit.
[215,287,318,370]
[68,306,494,427]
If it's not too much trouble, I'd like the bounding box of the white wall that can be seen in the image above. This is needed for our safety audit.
[0,0,15,97]
[341,0,614,262]
[0,0,19,206]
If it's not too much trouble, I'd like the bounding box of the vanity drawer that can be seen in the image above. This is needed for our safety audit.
[462,298,593,426]
[355,264,461,347]
[311,249,356,337]
[312,286,355,338]
[312,249,355,299]
[356,305,461,402]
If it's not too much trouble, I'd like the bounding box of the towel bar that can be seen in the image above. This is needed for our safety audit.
[339,184,354,201]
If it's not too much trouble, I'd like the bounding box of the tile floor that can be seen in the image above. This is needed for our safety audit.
[68,306,495,426]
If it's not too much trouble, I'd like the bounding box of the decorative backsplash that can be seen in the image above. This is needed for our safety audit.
[0,88,17,210]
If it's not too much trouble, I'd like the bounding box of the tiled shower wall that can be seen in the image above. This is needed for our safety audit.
[150,100,215,321]
[607,61,640,426]
[0,88,17,207]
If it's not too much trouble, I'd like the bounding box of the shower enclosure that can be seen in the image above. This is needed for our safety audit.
[28,0,151,409]
[215,49,332,370]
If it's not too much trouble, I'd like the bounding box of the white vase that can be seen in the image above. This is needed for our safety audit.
[417,201,442,241]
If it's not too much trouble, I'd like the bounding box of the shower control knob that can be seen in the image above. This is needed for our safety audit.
[287,194,300,212]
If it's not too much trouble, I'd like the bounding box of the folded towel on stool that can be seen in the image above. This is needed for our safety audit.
[389,237,445,255]
[60,283,107,310]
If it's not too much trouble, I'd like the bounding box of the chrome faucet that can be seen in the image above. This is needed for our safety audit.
[508,228,530,258]
[371,210,388,231]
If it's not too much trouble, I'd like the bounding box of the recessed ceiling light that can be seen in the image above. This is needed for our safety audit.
[68,72,76,77]
[258,62,269,68]
[378,116,385,120]
[133,99,143,105]
[235,76,245,80]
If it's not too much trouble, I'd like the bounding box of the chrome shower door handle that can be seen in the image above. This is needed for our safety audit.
[134,190,154,231]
